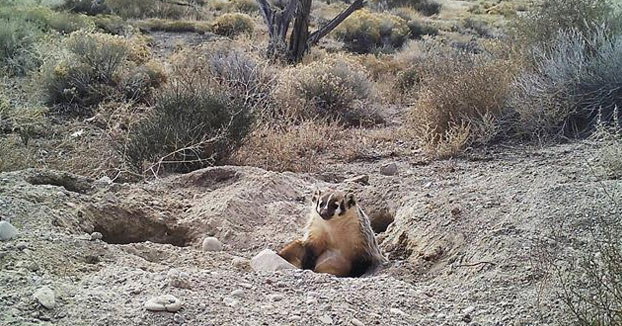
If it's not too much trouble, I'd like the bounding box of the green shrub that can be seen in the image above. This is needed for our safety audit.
[105,0,193,19]
[335,9,410,53]
[275,56,379,126]
[91,14,128,34]
[57,0,109,15]
[122,85,253,175]
[511,28,622,138]
[212,13,254,37]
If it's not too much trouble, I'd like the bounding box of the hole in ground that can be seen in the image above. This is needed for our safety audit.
[87,205,191,246]
[369,208,395,234]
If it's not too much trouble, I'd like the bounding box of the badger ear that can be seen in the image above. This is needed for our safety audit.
[345,192,356,208]
[312,188,321,203]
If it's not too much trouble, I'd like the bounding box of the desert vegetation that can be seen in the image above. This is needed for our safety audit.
[1,0,621,323]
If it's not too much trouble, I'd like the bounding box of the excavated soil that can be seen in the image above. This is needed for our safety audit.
[1,141,620,325]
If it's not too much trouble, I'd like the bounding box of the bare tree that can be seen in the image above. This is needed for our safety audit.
[256,0,365,63]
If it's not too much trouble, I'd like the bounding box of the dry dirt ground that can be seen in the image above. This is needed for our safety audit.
[1,141,620,325]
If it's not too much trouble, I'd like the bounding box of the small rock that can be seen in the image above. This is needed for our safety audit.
[0,221,18,241]
[351,318,365,326]
[90,232,103,241]
[390,308,408,316]
[250,249,296,272]
[144,295,183,312]
[319,315,333,324]
[202,237,223,252]
[167,269,191,289]
[223,297,239,307]
[268,294,284,301]
[380,163,398,176]
[344,175,369,185]
[232,256,250,270]
[239,282,253,289]
[16,242,27,250]
[462,313,472,323]
[173,314,185,324]
[230,289,245,298]
[33,286,55,309]
[462,306,475,314]
[96,176,112,185]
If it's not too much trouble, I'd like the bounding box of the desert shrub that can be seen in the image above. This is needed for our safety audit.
[374,0,441,16]
[170,46,276,119]
[39,31,159,115]
[138,18,211,33]
[91,14,128,34]
[461,17,494,38]
[408,52,516,157]
[106,0,204,19]
[0,17,41,74]
[232,120,358,172]
[511,29,622,138]
[122,84,253,175]
[335,9,410,53]
[212,13,254,37]
[58,0,109,15]
[274,56,379,126]
[231,0,259,13]
[513,0,622,47]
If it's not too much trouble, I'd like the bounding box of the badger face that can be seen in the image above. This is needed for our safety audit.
[312,189,356,221]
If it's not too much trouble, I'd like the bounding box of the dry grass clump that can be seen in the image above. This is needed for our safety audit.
[511,28,622,139]
[232,120,359,173]
[1,6,95,34]
[374,0,441,16]
[105,0,201,19]
[212,13,254,38]
[231,0,259,13]
[407,48,516,157]
[273,55,380,126]
[335,9,410,53]
[137,18,211,34]
[38,31,164,116]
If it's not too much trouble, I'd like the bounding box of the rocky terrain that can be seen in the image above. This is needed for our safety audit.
[1,141,619,325]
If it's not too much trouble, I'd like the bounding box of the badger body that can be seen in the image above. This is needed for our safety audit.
[279,189,388,277]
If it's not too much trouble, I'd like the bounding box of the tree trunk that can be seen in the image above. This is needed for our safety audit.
[287,0,312,63]
[256,0,365,63]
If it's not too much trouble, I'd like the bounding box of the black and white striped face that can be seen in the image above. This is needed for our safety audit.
[312,189,356,221]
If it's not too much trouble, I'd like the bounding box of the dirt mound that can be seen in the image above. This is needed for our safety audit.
[1,143,619,325]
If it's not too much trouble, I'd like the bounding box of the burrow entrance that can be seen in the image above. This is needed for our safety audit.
[85,205,192,247]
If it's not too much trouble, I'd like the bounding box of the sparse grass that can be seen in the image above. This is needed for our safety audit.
[0,17,41,74]
[231,0,259,13]
[212,13,254,38]
[274,55,380,126]
[105,0,196,19]
[373,0,441,16]
[0,6,96,34]
[335,9,410,54]
[232,120,359,173]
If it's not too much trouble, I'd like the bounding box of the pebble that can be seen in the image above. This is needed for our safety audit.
[202,237,223,252]
[319,315,333,324]
[223,297,239,307]
[33,286,56,309]
[144,295,183,312]
[230,289,245,298]
[250,249,296,272]
[232,256,250,270]
[390,308,408,316]
[268,294,284,302]
[351,318,365,326]
[90,232,103,241]
[167,269,191,289]
[380,163,399,176]
[16,242,27,250]
[239,282,253,289]
[0,221,18,241]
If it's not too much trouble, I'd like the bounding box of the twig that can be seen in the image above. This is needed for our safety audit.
[456,261,497,268]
